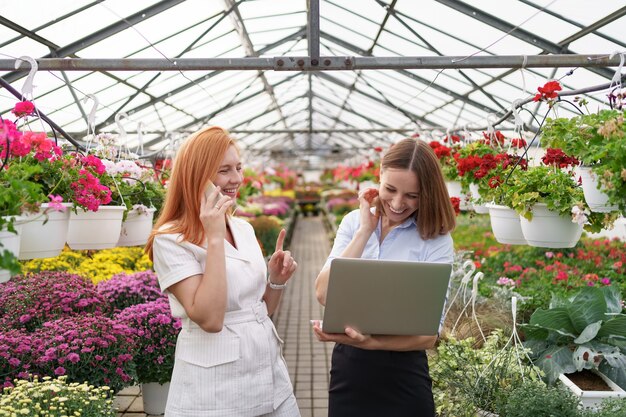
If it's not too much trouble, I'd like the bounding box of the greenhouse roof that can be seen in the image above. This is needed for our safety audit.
[1,0,625,168]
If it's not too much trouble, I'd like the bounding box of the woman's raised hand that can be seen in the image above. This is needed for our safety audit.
[268,229,297,285]
[200,185,234,238]
[358,187,380,234]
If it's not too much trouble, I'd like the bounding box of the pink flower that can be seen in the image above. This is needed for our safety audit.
[601,278,611,285]
[47,194,66,212]
[11,100,35,117]
[54,366,66,375]
[545,252,554,259]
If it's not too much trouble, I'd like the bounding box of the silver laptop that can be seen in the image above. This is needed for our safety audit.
[321,258,452,335]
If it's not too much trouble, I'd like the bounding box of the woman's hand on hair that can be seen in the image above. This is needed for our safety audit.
[200,185,233,239]
[357,187,380,234]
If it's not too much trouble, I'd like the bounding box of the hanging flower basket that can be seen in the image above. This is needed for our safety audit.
[66,205,126,250]
[470,183,489,214]
[17,203,72,260]
[577,167,619,213]
[486,203,526,245]
[519,203,583,248]
[0,218,22,283]
[446,181,470,211]
[117,207,156,247]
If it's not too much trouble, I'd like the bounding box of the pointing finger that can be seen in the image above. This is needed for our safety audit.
[275,229,286,252]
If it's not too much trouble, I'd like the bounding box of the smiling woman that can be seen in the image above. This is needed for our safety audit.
[144,126,301,417]
[313,138,456,417]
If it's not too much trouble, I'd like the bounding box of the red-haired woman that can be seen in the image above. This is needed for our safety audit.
[146,126,300,417]
[313,138,456,417]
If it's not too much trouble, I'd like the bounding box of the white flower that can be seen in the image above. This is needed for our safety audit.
[571,205,588,225]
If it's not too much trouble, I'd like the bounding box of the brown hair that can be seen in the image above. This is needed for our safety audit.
[145,126,237,260]
[381,138,456,239]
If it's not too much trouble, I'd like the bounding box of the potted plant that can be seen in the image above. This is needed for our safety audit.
[101,159,165,246]
[0,376,116,416]
[431,329,541,417]
[504,164,611,248]
[116,299,182,415]
[540,109,626,214]
[502,380,582,417]
[523,285,626,408]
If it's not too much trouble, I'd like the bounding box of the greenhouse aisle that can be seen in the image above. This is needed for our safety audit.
[114,216,333,417]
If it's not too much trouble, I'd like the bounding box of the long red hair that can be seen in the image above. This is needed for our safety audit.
[145,126,237,260]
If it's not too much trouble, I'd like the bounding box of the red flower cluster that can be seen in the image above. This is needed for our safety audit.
[510,138,527,149]
[429,141,453,160]
[533,80,562,102]
[443,135,462,143]
[541,148,579,168]
[481,130,506,146]
[11,100,35,118]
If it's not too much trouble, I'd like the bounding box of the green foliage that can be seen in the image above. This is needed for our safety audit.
[581,397,626,417]
[0,162,46,231]
[541,109,626,214]
[431,329,541,416]
[502,380,581,417]
[522,286,626,389]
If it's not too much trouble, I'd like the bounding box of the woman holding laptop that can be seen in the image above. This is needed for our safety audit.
[313,138,456,417]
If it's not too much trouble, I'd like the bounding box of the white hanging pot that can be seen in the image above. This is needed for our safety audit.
[141,382,170,415]
[446,180,471,211]
[520,203,583,248]
[469,183,489,214]
[18,203,72,260]
[486,203,526,245]
[117,207,156,247]
[66,205,126,250]
[577,167,619,213]
[1,217,23,283]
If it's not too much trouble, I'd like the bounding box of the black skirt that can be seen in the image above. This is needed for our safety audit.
[328,343,435,417]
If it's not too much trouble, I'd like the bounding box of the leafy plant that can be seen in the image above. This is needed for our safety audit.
[523,285,626,389]
[0,375,116,417]
[541,109,626,213]
[504,166,611,233]
[502,380,581,417]
[431,329,541,416]
[248,215,283,256]
[116,300,181,384]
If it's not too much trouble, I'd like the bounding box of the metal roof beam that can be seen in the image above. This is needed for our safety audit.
[1,0,185,84]
[435,0,616,80]
[223,0,295,142]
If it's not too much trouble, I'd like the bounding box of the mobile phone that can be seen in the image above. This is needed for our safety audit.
[204,180,216,200]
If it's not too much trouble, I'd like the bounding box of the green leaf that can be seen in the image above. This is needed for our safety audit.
[597,315,626,339]
[568,286,606,333]
[601,286,623,315]
[574,321,602,344]
[529,307,577,338]
[534,345,577,385]
[599,361,626,390]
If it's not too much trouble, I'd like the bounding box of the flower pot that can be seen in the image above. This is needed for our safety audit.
[578,167,619,213]
[0,218,22,283]
[446,180,471,211]
[141,382,170,415]
[559,370,625,411]
[117,207,156,247]
[486,203,526,245]
[469,183,489,214]
[17,203,72,260]
[519,203,583,248]
[67,205,126,250]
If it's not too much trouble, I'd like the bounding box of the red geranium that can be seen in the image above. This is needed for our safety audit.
[533,80,562,102]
